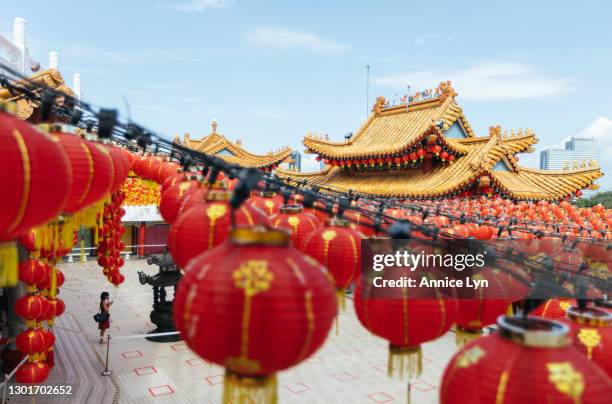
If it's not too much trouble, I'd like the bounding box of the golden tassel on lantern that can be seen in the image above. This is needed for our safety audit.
[388,345,422,379]
[0,241,18,287]
[336,289,346,311]
[223,371,277,404]
[455,327,482,348]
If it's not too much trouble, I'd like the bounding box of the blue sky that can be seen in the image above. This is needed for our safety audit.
[1,0,612,188]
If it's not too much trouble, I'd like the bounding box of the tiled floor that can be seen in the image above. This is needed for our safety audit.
[12,259,460,403]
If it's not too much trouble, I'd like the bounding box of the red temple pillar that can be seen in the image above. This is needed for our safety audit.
[138,223,146,257]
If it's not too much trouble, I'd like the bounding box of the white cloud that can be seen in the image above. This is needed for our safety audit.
[246,27,348,55]
[160,0,230,12]
[374,62,573,101]
[300,154,324,173]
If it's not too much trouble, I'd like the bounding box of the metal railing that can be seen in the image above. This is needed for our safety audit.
[0,355,28,404]
[64,244,167,263]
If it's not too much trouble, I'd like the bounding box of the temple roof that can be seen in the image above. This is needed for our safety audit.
[279,125,603,200]
[0,69,74,120]
[303,81,474,159]
[173,120,291,169]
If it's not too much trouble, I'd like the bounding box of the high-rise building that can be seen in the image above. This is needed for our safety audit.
[289,151,301,171]
[540,137,600,197]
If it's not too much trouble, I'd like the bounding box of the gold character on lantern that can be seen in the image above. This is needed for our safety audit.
[455,346,485,369]
[577,329,601,360]
[546,362,584,403]
[233,260,274,297]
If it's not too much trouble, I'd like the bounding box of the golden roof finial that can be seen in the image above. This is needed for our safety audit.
[438,80,457,100]
[373,96,386,115]
[211,119,218,134]
[489,126,501,138]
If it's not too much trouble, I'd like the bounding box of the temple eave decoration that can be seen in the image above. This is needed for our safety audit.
[281,81,603,201]
[174,120,292,171]
[0,69,74,121]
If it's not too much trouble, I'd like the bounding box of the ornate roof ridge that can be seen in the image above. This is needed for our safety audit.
[373,80,458,115]
[518,163,601,175]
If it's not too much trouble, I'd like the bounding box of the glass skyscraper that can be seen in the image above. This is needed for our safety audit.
[539,137,600,197]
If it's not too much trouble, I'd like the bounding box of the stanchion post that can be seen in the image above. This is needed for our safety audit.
[2,374,8,404]
[101,333,113,376]
[407,381,411,404]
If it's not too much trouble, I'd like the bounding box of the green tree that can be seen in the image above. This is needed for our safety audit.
[576,191,612,208]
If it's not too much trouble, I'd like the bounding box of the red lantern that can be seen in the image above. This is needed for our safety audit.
[15,362,50,384]
[105,144,130,193]
[16,329,46,355]
[177,184,210,217]
[441,316,611,404]
[249,191,282,216]
[46,298,65,322]
[79,140,114,209]
[0,110,72,242]
[355,265,457,378]
[270,205,321,249]
[559,305,612,378]
[343,210,376,236]
[50,132,100,212]
[532,298,576,319]
[455,266,511,344]
[159,180,199,224]
[302,218,362,293]
[18,260,47,290]
[175,227,336,402]
[15,295,47,322]
[168,190,270,268]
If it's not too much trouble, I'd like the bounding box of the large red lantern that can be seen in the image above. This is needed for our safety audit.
[455,266,511,344]
[177,184,209,217]
[159,179,198,224]
[269,205,321,249]
[50,131,101,213]
[559,305,612,378]
[0,110,72,241]
[354,264,457,378]
[15,362,50,384]
[174,227,336,403]
[441,316,611,403]
[79,140,114,208]
[105,144,130,193]
[301,218,363,297]
[168,190,270,268]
